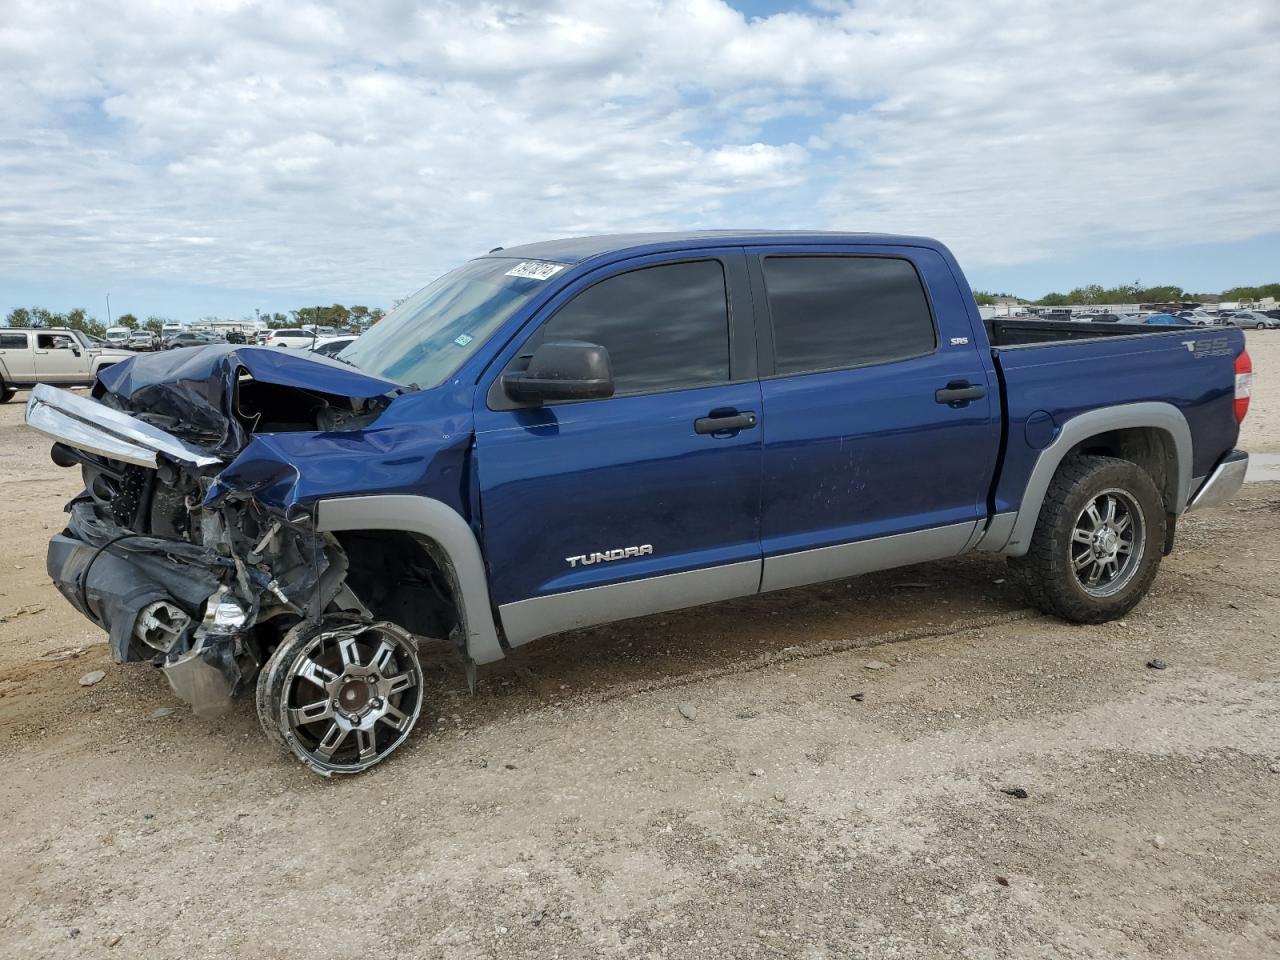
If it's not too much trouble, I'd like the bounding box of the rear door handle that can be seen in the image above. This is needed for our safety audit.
[694,410,758,435]
[935,381,985,406]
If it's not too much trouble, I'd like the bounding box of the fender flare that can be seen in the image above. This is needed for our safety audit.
[314,494,505,665]
[988,401,1193,557]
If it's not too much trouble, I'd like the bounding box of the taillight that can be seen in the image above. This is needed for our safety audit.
[1235,349,1252,423]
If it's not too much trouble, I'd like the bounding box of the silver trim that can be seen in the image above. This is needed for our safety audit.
[996,402,1192,557]
[1186,451,1248,512]
[314,495,505,665]
[23,382,222,469]
[974,512,1016,552]
[499,559,761,648]
[761,521,977,593]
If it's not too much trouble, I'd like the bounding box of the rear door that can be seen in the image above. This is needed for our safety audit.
[749,244,1001,591]
[0,330,32,384]
[474,251,763,646]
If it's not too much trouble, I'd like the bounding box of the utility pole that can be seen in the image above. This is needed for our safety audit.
[106,293,112,326]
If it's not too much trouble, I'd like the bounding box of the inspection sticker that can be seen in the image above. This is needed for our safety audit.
[453,333,474,347]
[505,260,565,281]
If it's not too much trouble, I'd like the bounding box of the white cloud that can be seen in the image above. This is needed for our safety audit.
[0,0,1277,307]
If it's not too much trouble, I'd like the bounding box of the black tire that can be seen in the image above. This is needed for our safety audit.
[256,619,424,776]
[1256,322,1265,330]
[0,387,14,404]
[1012,455,1165,624]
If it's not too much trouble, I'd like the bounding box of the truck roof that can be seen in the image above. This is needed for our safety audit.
[482,231,941,266]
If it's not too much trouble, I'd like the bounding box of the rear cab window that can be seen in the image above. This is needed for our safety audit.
[761,255,937,375]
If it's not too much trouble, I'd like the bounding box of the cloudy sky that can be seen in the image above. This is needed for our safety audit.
[2,0,1278,321]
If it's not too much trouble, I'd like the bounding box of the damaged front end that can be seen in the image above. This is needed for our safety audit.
[27,346,402,724]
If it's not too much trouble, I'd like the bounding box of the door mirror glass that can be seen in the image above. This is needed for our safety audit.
[502,341,614,404]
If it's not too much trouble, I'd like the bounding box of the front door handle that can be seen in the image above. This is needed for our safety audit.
[935,381,985,406]
[694,410,758,435]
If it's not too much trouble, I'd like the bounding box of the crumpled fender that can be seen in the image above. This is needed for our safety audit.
[204,422,474,517]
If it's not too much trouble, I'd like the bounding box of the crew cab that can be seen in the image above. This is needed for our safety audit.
[0,327,135,401]
[23,232,1251,775]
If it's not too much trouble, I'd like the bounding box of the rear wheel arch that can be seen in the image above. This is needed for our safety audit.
[999,403,1192,557]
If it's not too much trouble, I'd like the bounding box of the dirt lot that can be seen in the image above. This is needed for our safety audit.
[2,336,1278,959]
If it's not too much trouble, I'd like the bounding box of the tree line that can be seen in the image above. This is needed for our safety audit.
[974,282,1280,307]
[2,303,387,338]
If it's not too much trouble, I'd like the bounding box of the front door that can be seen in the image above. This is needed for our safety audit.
[749,245,1002,592]
[474,251,763,646]
[33,333,86,383]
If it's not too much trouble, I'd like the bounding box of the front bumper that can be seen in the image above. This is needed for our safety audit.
[1187,450,1249,512]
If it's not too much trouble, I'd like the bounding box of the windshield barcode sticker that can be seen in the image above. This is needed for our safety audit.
[505,261,565,281]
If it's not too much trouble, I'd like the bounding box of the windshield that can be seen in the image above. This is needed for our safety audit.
[341,258,556,387]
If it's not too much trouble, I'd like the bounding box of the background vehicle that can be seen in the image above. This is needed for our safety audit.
[164,331,217,350]
[264,328,318,348]
[1231,311,1280,329]
[103,326,132,346]
[309,335,358,358]
[129,330,158,351]
[1142,313,1191,326]
[24,231,1251,775]
[0,327,134,400]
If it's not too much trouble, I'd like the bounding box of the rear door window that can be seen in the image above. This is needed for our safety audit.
[0,332,29,349]
[763,256,936,375]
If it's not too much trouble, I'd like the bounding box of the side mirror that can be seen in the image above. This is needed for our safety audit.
[502,341,615,404]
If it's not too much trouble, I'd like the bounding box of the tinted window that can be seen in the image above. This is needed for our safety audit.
[537,260,729,395]
[0,333,28,349]
[763,256,936,375]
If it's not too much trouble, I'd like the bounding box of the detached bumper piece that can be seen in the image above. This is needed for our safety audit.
[1187,450,1249,512]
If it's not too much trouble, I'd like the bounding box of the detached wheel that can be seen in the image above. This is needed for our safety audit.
[256,620,424,776]
[1014,455,1165,623]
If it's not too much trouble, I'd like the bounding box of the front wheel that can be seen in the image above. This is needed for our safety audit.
[0,388,14,404]
[1257,322,1266,330]
[1013,455,1165,623]
[256,620,425,776]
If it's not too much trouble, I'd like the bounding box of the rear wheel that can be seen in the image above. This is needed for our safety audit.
[256,620,424,776]
[0,388,14,404]
[1013,455,1165,623]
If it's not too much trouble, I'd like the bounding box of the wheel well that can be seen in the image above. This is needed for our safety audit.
[332,529,460,643]
[1066,426,1179,512]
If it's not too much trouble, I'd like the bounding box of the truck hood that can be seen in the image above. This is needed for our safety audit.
[92,344,402,457]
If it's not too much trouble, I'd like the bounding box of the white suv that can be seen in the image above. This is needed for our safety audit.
[264,329,318,349]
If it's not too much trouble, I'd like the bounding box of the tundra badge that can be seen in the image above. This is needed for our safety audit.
[566,544,654,568]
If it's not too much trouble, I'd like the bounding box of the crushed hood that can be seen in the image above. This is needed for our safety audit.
[94,344,401,456]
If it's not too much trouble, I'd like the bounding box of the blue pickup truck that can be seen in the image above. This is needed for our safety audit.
[25,231,1252,775]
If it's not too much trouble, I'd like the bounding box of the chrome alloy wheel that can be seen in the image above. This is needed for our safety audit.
[273,621,423,775]
[1069,488,1145,598]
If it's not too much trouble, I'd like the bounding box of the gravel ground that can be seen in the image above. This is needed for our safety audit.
[1,333,1278,959]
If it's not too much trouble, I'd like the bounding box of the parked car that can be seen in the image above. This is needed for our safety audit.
[1143,314,1192,326]
[103,326,132,347]
[164,331,217,350]
[264,328,319,348]
[0,327,135,400]
[1230,311,1280,330]
[129,330,159,351]
[1176,311,1217,326]
[23,231,1251,775]
[309,335,358,358]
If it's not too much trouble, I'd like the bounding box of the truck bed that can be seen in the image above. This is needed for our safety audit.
[985,322,1243,554]
[986,318,1191,346]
